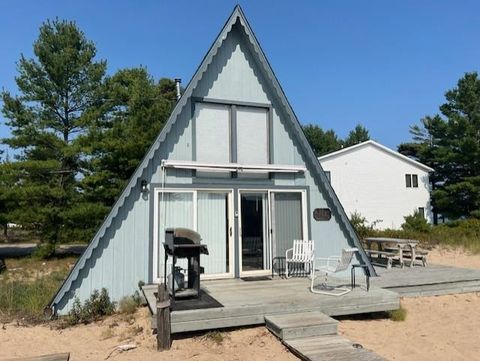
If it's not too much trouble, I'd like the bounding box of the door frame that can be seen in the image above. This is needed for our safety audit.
[152,187,235,283]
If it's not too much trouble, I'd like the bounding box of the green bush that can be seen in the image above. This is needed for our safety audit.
[33,243,56,259]
[66,288,115,325]
[350,212,372,239]
[401,211,431,233]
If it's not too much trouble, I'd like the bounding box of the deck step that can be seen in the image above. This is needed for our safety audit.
[265,311,338,340]
[284,335,386,361]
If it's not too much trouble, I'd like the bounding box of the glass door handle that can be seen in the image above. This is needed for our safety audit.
[229,226,232,237]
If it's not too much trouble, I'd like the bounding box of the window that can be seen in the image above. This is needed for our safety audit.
[405,174,412,188]
[194,101,270,174]
[418,207,425,219]
[412,174,418,188]
[405,174,418,188]
[236,106,268,164]
[194,103,230,163]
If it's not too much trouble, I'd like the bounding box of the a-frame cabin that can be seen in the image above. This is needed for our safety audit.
[49,5,374,315]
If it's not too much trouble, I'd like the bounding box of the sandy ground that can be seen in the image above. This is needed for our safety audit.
[2,246,480,361]
[0,308,297,361]
[427,246,480,269]
[339,246,480,361]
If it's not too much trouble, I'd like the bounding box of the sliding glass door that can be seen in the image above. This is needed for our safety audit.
[154,189,233,281]
[238,190,307,276]
[154,188,307,280]
[197,191,231,275]
[239,192,270,274]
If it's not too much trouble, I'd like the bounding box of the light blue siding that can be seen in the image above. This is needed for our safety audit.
[193,25,270,103]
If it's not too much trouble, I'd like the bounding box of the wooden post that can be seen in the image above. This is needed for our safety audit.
[156,283,171,351]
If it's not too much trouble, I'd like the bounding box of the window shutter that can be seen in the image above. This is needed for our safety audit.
[195,103,230,163]
[236,106,268,164]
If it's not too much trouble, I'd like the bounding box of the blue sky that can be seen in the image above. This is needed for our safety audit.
[1,1,479,150]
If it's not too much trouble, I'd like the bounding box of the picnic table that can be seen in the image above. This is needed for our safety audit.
[363,237,420,269]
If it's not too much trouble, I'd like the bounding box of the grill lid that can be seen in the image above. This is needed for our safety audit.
[164,228,208,255]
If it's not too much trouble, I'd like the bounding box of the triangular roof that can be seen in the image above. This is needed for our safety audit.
[318,140,434,172]
[50,5,375,311]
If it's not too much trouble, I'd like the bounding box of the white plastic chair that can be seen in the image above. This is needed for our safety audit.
[310,248,358,296]
[285,240,314,278]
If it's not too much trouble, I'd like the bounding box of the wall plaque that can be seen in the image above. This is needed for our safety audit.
[313,208,331,221]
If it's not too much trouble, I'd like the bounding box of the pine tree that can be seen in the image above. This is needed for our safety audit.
[1,19,106,246]
[79,68,176,209]
[399,72,480,219]
[302,124,343,157]
[344,124,370,147]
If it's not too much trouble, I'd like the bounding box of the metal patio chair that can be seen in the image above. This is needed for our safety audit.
[285,240,314,278]
[310,248,358,296]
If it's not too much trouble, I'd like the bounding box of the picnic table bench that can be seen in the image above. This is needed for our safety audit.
[364,249,402,269]
[363,237,428,268]
[401,249,428,267]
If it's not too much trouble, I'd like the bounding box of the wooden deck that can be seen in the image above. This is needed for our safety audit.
[142,264,480,360]
[144,277,399,334]
[143,263,480,334]
[371,264,480,296]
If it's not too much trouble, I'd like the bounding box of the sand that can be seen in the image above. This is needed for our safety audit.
[0,308,297,361]
[339,246,480,361]
[2,246,480,361]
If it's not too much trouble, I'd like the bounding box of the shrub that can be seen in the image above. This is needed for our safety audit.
[33,243,56,259]
[401,211,431,233]
[349,212,381,239]
[117,293,141,314]
[67,288,115,325]
[389,306,407,321]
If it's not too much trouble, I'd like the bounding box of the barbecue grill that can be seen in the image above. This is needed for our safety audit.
[163,228,208,300]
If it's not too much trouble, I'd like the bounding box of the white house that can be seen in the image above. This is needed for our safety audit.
[318,140,433,230]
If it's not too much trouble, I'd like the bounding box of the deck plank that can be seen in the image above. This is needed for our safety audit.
[284,335,386,361]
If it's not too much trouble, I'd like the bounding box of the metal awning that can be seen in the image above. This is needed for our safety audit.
[161,160,306,174]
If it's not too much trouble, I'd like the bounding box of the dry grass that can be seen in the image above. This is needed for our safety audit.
[100,327,115,340]
[0,256,77,282]
[202,330,227,345]
[0,256,76,323]
[389,306,407,321]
